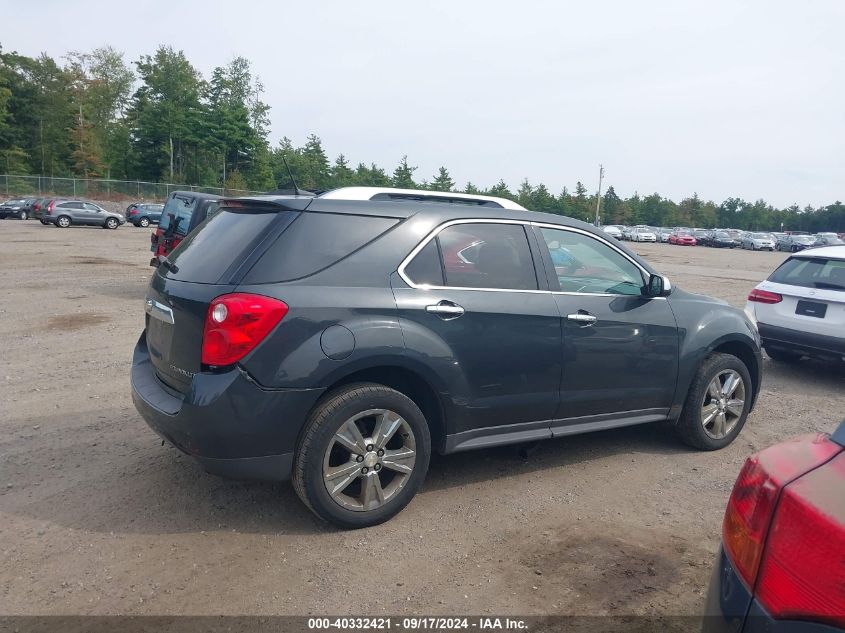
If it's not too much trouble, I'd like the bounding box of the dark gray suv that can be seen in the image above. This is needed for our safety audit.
[131,188,762,528]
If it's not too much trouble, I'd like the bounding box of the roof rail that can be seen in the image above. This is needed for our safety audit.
[318,186,527,211]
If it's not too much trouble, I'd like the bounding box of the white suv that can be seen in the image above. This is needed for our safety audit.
[746,245,845,362]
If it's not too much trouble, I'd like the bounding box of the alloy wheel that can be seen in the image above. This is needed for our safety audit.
[322,409,417,512]
[701,370,745,439]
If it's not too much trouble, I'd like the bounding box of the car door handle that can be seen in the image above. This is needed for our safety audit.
[566,311,597,326]
[426,300,465,319]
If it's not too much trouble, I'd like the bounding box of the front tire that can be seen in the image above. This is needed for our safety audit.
[675,353,752,450]
[19,210,27,220]
[105,217,118,229]
[293,383,431,528]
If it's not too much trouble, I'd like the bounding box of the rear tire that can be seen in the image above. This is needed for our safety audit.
[293,383,431,529]
[56,215,71,228]
[675,353,752,450]
[765,347,802,363]
[39,219,48,225]
[139,217,150,228]
[19,210,27,220]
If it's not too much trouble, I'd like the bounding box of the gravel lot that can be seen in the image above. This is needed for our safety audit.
[1,220,843,617]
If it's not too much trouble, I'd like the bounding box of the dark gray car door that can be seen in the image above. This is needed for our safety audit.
[393,220,561,447]
[532,224,679,431]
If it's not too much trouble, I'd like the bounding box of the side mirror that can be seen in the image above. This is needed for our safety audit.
[645,274,672,298]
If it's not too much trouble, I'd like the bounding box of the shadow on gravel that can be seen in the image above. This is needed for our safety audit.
[423,421,687,493]
[5,408,687,537]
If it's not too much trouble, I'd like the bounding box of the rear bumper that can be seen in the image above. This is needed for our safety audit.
[759,322,845,360]
[130,332,324,481]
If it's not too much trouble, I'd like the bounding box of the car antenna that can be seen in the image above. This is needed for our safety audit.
[281,154,299,196]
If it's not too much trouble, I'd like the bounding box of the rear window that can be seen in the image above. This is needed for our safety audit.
[165,208,292,284]
[242,212,399,284]
[159,195,198,236]
[769,257,845,291]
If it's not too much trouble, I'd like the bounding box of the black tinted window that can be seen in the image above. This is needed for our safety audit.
[165,209,287,284]
[436,223,537,290]
[243,212,399,284]
[404,239,444,286]
[769,257,845,290]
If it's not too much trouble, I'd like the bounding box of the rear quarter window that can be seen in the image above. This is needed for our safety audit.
[242,212,399,284]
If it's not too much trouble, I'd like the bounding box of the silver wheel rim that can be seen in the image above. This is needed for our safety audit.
[140,218,149,227]
[701,370,745,439]
[322,408,416,512]
[107,219,116,228]
[58,217,69,227]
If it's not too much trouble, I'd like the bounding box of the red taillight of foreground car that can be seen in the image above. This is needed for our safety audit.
[201,293,289,366]
[722,434,842,590]
[47,200,55,214]
[748,288,783,304]
[755,452,845,628]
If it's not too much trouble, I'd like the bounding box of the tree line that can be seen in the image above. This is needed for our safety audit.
[1,44,843,232]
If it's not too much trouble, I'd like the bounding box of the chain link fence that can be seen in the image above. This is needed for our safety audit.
[1,174,264,201]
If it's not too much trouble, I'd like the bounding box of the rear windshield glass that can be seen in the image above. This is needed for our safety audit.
[242,212,399,284]
[159,195,198,236]
[164,208,289,284]
[769,257,845,291]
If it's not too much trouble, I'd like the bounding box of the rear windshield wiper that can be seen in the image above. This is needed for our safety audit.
[813,282,845,290]
[160,258,179,274]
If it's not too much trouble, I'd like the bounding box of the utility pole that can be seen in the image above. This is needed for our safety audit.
[594,164,605,226]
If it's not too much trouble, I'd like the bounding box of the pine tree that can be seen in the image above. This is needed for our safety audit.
[430,166,454,192]
[391,155,417,188]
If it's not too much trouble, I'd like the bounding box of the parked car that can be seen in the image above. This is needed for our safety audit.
[669,231,697,246]
[601,225,623,240]
[707,230,739,248]
[126,202,165,227]
[746,245,845,363]
[814,233,845,247]
[657,228,673,243]
[630,226,657,242]
[693,229,712,245]
[149,192,223,266]
[131,186,762,528]
[32,198,52,222]
[703,420,845,633]
[776,234,817,252]
[0,198,30,219]
[741,232,776,251]
[723,229,743,247]
[40,199,125,229]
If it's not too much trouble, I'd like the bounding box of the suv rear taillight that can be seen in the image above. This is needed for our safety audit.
[722,433,842,600]
[748,288,782,304]
[201,293,288,367]
[47,200,55,214]
[755,452,845,628]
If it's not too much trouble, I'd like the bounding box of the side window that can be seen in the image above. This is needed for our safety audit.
[403,239,444,286]
[539,227,644,295]
[84,203,101,211]
[435,223,537,290]
[62,202,83,209]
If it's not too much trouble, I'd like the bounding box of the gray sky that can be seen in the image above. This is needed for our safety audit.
[5,0,844,207]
